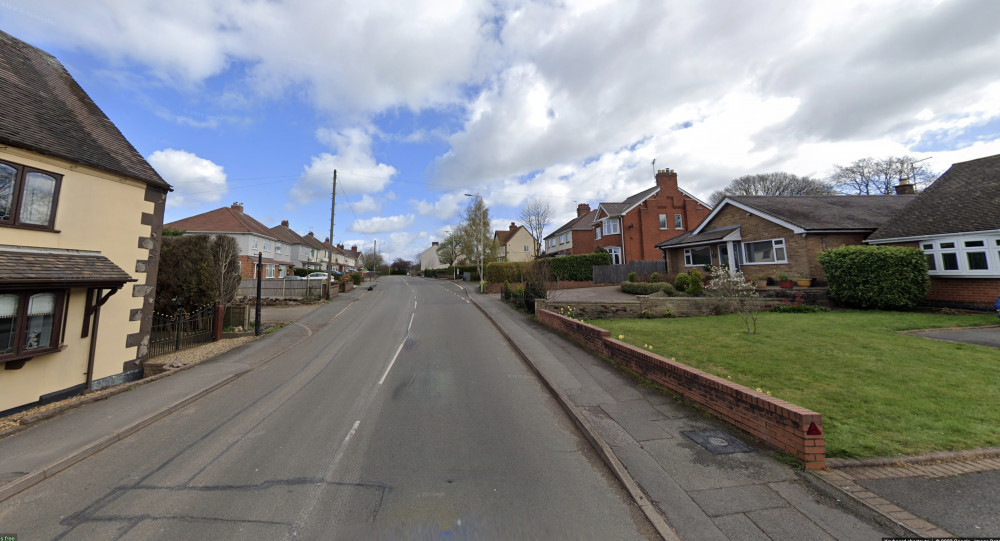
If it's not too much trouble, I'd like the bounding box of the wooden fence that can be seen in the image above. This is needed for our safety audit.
[592,260,666,284]
[237,278,327,299]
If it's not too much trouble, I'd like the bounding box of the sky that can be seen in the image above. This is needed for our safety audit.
[3,0,1000,263]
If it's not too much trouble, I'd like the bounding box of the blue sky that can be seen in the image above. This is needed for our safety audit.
[3,0,999,262]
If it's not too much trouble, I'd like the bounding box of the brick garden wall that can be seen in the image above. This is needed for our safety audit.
[537,309,827,469]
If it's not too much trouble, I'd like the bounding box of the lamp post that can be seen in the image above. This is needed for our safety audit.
[464,193,485,293]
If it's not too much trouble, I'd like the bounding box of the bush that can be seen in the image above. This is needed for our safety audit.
[486,261,530,284]
[770,304,831,313]
[501,280,511,302]
[650,272,660,283]
[549,252,612,281]
[661,283,677,296]
[627,271,638,282]
[687,269,704,295]
[674,273,692,292]
[351,273,362,285]
[620,281,674,295]
[818,245,930,309]
[293,267,311,277]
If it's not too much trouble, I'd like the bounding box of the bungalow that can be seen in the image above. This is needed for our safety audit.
[656,195,915,284]
[593,169,711,264]
[867,154,1000,310]
[165,203,293,279]
[0,31,170,413]
[495,222,536,262]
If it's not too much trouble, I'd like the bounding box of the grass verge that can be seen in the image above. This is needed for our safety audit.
[592,311,999,459]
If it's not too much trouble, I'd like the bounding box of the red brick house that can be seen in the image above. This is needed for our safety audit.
[867,154,1000,310]
[592,169,710,264]
[543,204,598,257]
[656,195,915,284]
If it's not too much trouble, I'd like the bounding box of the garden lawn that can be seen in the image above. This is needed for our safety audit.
[592,311,999,459]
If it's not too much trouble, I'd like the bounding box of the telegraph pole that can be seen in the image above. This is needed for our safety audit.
[327,170,336,299]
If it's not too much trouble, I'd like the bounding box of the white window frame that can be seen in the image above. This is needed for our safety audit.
[603,219,620,235]
[251,236,258,250]
[605,246,622,265]
[595,225,602,240]
[266,264,275,278]
[659,214,668,230]
[559,234,566,245]
[673,214,683,230]
[921,234,1000,277]
[263,240,270,252]
[742,238,788,265]
[684,246,712,267]
[275,243,282,255]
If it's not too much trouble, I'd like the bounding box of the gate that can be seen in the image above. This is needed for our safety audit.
[149,305,216,358]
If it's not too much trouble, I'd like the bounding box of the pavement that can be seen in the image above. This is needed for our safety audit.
[1,278,997,540]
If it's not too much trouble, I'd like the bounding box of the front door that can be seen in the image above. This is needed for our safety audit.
[719,243,741,271]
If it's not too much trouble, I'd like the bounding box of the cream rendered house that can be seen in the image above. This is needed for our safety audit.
[0,31,170,413]
[495,223,536,263]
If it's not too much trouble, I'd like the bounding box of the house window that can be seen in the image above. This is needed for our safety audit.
[263,240,270,252]
[659,214,668,230]
[251,237,258,250]
[595,226,602,240]
[742,238,787,264]
[684,247,712,267]
[605,246,622,265]
[921,235,1000,275]
[523,245,529,252]
[0,290,65,363]
[673,214,683,230]
[604,219,620,235]
[0,159,62,230]
[559,234,566,245]
[275,243,282,255]
[266,264,275,278]
[278,266,286,278]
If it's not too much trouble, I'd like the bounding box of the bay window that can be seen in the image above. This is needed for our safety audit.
[921,235,1000,275]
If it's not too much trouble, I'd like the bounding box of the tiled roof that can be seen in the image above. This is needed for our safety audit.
[571,209,600,230]
[269,223,305,245]
[0,248,135,286]
[0,30,169,190]
[495,228,516,245]
[300,233,327,251]
[656,225,741,249]
[726,195,916,231]
[166,206,276,238]
[868,153,1000,241]
[598,186,660,219]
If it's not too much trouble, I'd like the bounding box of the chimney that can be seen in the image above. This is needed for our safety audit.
[509,222,517,231]
[351,245,357,252]
[231,202,244,213]
[337,243,344,249]
[895,178,915,195]
[432,241,439,246]
[577,203,591,217]
[655,169,678,192]
[324,237,330,244]
[281,219,289,227]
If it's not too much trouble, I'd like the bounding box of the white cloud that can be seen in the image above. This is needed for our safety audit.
[411,192,469,220]
[148,149,227,208]
[349,214,415,234]
[290,127,397,204]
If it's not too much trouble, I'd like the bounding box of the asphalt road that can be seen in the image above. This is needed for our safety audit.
[1,277,652,540]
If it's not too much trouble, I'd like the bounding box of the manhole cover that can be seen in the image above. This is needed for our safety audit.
[682,430,754,455]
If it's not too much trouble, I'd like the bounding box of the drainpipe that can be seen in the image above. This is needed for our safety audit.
[86,287,119,391]
[620,217,626,264]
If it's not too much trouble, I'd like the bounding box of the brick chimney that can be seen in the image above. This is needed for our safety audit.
[509,222,517,231]
[432,241,439,246]
[894,178,916,195]
[577,203,591,217]
[337,243,345,250]
[281,219,289,227]
[655,169,678,192]
[351,245,358,252]
[231,202,244,213]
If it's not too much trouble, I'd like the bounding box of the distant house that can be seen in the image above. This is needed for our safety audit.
[656,195,915,284]
[299,232,330,270]
[165,203,293,279]
[495,222,536,263]
[0,30,171,413]
[867,154,1000,310]
[592,169,711,264]
[419,242,446,271]
[270,220,309,272]
[544,204,598,257]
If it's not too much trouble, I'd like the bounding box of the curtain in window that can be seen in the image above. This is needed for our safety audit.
[0,164,16,221]
[0,294,18,355]
[24,292,55,350]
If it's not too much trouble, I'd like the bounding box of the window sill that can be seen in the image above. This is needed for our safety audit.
[0,223,60,233]
[1,344,66,368]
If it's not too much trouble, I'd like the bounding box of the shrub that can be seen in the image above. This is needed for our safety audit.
[706,266,762,334]
[627,271,638,282]
[501,280,511,301]
[293,267,311,277]
[620,281,671,295]
[674,273,692,292]
[351,273,362,285]
[770,304,831,313]
[687,269,704,295]
[486,262,530,284]
[663,309,675,318]
[818,245,929,310]
[549,252,612,281]
[660,283,677,296]
[650,272,660,283]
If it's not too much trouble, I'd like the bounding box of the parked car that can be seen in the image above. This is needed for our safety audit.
[284,275,305,280]
[306,272,329,280]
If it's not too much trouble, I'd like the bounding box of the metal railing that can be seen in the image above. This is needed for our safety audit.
[149,305,216,358]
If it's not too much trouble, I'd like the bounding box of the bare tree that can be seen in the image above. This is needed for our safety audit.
[706,266,763,334]
[830,155,935,195]
[459,196,497,286]
[708,172,836,207]
[211,235,241,306]
[518,198,552,257]
[360,245,384,273]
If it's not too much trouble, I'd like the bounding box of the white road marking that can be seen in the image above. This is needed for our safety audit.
[378,312,416,385]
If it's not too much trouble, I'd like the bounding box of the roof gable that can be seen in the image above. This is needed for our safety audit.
[0,30,169,190]
[868,153,1000,241]
[166,206,276,238]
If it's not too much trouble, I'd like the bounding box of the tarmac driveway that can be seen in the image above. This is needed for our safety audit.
[909,325,1000,348]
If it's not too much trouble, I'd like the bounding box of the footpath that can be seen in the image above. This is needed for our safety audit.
[456,281,999,540]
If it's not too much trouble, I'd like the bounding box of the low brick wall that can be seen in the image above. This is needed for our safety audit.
[536,296,785,319]
[537,309,826,469]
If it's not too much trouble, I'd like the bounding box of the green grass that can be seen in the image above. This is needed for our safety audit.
[592,311,1000,459]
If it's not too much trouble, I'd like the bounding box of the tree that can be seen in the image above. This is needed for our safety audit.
[436,231,462,267]
[708,172,836,207]
[459,196,497,288]
[359,245,384,273]
[706,266,763,334]
[829,155,935,195]
[518,198,552,257]
[211,235,241,306]
[155,235,217,314]
[390,257,413,275]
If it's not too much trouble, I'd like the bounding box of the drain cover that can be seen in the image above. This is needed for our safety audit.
[682,430,754,455]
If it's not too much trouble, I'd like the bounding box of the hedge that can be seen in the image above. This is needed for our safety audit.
[620,281,677,296]
[485,261,531,284]
[548,252,612,281]
[817,245,930,309]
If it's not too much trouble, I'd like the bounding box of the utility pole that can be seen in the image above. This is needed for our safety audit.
[327,170,336,299]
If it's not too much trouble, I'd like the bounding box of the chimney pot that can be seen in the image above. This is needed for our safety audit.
[509,222,517,231]
[655,169,678,191]
[232,202,244,213]
[281,219,289,227]
[894,179,916,195]
[577,203,591,217]
[432,241,439,246]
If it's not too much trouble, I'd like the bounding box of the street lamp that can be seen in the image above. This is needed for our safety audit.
[464,193,485,293]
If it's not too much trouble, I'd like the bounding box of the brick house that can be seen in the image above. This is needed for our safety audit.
[592,169,710,264]
[656,195,915,284]
[867,154,1000,310]
[495,222,536,262]
[543,204,598,257]
[0,30,170,413]
[165,203,294,279]
[269,220,308,272]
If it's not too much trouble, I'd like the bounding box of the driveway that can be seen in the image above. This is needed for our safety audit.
[909,325,1000,348]
[547,285,636,302]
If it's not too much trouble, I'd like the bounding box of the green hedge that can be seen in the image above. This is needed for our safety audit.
[817,245,930,309]
[548,252,612,281]
[485,261,531,284]
[620,281,677,296]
